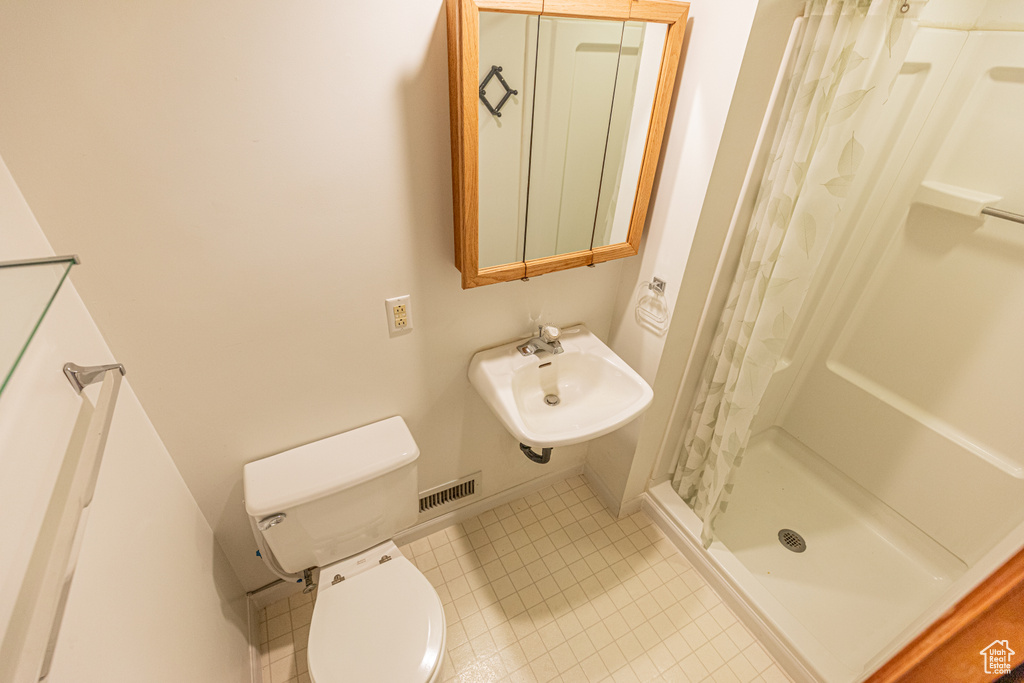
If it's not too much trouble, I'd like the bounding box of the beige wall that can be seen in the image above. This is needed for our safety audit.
[0,160,249,682]
[0,0,625,590]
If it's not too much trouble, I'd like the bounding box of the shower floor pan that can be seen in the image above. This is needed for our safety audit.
[649,427,965,682]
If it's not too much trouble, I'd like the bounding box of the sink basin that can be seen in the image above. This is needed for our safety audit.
[468,325,654,448]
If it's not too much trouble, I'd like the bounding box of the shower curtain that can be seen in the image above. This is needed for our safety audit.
[671,0,922,546]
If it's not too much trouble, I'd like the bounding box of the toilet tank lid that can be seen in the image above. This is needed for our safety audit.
[243,416,419,518]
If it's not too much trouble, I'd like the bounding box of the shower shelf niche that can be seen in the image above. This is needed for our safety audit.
[0,255,78,397]
[913,180,1001,217]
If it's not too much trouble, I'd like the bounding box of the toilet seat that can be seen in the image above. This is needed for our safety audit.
[307,554,445,683]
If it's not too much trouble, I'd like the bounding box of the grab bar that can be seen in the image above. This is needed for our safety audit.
[981,207,1024,226]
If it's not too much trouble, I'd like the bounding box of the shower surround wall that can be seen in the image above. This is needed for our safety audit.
[768,26,1024,569]
[0,158,250,682]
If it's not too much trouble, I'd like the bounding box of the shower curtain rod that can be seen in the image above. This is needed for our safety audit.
[982,206,1024,225]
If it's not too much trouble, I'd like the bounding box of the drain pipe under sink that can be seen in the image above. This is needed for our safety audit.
[520,443,552,464]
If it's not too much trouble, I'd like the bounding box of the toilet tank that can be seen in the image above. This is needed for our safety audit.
[243,416,419,574]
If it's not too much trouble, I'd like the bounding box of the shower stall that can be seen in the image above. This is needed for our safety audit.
[644,7,1024,683]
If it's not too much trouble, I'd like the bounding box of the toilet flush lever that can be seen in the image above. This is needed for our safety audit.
[257,513,286,531]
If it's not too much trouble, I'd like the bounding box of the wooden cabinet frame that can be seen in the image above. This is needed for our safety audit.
[446,0,689,289]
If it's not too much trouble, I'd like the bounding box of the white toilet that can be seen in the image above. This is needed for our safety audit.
[243,416,446,683]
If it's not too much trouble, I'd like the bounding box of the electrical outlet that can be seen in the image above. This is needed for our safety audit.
[385,295,412,335]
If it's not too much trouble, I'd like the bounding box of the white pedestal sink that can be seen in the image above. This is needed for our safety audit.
[468,325,654,449]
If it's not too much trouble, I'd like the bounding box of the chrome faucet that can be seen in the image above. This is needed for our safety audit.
[517,324,564,356]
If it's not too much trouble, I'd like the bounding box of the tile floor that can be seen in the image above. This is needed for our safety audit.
[257,588,313,683]
[256,475,794,683]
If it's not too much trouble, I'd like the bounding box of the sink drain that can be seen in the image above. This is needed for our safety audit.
[544,394,560,406]
[778,529,806,553]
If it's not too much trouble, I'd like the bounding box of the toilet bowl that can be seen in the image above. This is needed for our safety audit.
[243,417,445,683]
[307,541,446,683]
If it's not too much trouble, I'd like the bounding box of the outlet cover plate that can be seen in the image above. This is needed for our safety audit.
[385,295,412,336]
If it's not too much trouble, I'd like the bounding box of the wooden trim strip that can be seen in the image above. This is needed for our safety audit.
[458,0,482,289]
[466,261,528,287]
[628,0,688,24]
[524,250,594,277]
[541,0,631,21]
[474,0,543,13]
[625,7,686,252]
[474,0,688,21]
[446,0,465,271]
[592,242,637,263]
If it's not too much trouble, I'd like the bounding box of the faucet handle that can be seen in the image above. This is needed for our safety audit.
[539,325,561,343]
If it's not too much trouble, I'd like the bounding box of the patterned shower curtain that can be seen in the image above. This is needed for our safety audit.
[672,0,922,546]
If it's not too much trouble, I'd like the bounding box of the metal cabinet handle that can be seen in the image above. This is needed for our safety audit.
[479,65,518,118]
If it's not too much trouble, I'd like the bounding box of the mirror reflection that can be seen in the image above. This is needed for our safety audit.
[478,13,666,269]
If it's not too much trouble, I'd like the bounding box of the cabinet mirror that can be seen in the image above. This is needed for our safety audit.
[447,0,689,288]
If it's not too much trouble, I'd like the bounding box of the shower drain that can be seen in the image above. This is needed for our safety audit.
[778,529,807,553]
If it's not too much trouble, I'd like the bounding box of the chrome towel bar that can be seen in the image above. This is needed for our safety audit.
[63,362,126,394]
[13,365,124,681]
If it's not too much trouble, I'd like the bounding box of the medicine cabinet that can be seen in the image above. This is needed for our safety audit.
[446,0,689,288]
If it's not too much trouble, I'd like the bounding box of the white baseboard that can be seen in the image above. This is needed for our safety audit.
[247,577,304,611]
[619,494,643,517]
[395,463,584,547]
[641,492,819,683]
[247,595,264,683]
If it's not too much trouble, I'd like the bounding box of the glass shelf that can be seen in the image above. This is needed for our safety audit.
[0,255,78,398]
